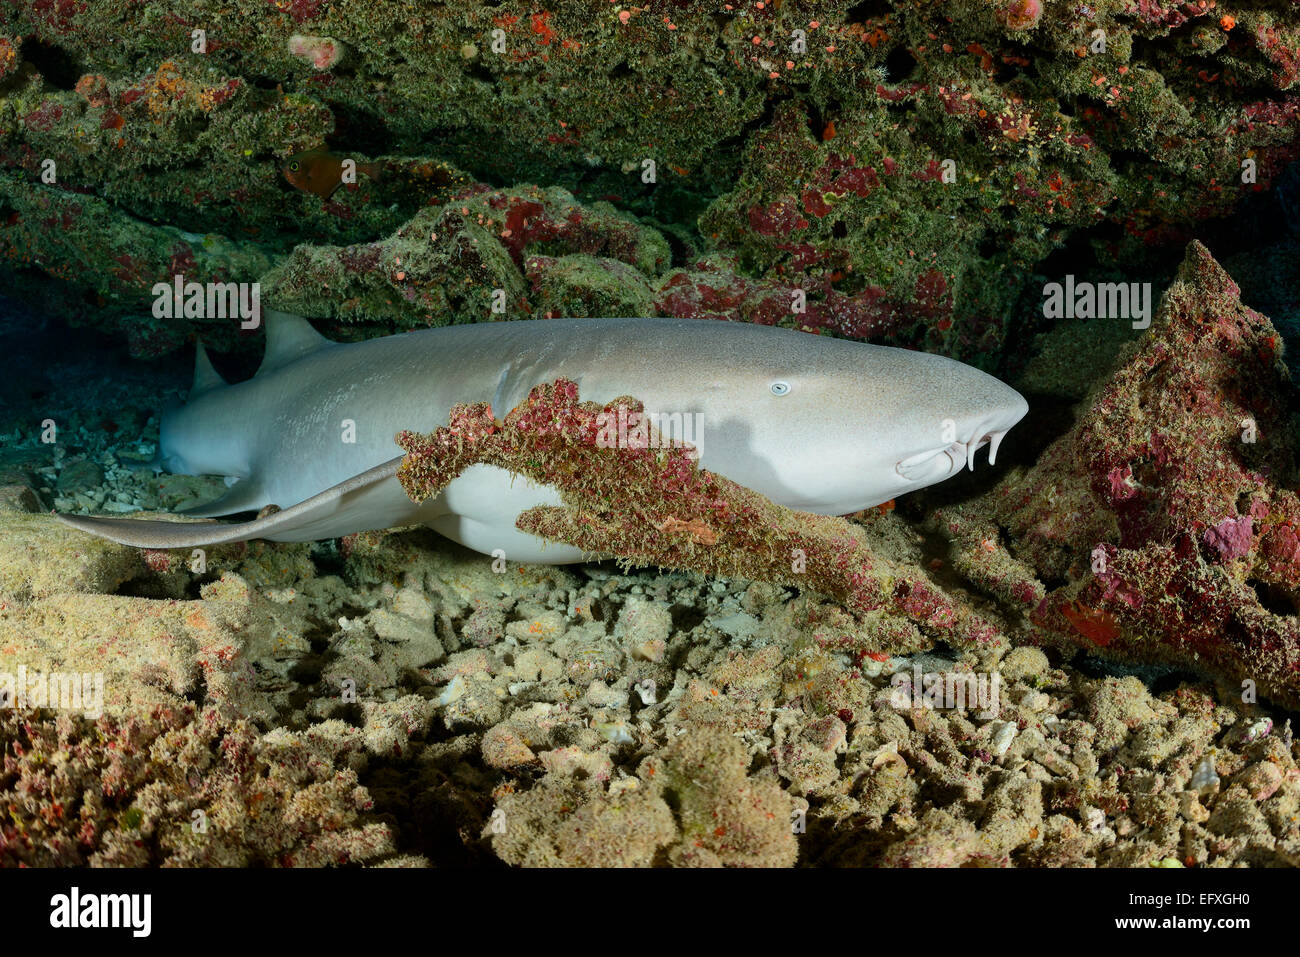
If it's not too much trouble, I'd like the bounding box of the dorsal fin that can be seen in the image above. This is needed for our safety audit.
[256,309,334,377]
[190,340,228,399]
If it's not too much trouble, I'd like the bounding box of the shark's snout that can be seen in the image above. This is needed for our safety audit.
[895,386,1029,484]
[982,388,1031,464]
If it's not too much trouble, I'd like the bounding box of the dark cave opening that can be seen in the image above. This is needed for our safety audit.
[883,46,918,83]
[18,38,80,91]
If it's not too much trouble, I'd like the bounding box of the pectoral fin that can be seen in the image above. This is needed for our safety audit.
[178,477,272,518]
[55,456,407,548]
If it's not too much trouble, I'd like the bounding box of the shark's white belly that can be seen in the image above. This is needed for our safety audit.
[259,461,593,562]
[426,464,594,563]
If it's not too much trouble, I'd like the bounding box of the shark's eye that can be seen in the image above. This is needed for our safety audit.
[769,381,790,396]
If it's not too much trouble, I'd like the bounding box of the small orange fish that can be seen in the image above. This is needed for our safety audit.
[1061,601,1119,647]
[282,150,381,199]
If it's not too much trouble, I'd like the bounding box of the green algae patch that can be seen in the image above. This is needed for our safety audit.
[523,253,658,318]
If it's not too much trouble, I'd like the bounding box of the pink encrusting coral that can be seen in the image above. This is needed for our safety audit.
[0,705,395,867]
[1204,515,1256,563]
[288,34,344,71]
[393,380,1005,657]
[988,241,1300,707]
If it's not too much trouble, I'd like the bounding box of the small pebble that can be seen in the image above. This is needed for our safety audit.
[1190,754,1220,794]
[990,721,1017,756]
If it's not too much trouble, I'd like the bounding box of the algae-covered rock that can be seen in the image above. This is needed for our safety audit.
[488,777,676,867]
[0,567,302,719]
[4,1,1297,359]
[262,184,669,328]
[0,706,400,867]
[0,513,143,600]
[993,241,1300,707]
[649,726,798,868]
[524,253,658,318]
[0,171,275,356]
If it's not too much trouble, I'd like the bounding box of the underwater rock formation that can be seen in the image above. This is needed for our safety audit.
[3,1,1298,361]
[991,241,1300,707]
[0,171,274,356]
[0,704,399,867]
[262,184,672,330]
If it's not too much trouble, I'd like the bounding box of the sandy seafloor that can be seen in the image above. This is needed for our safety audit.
[1,305,1297,870]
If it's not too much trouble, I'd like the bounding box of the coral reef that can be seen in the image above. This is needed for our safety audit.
[1,705,398,867]
[3,0,1298,362]
[985,241,1300,708]
[10,494,1300,867]
[262,184,670,330]
[0,171,274,356]
[5,0,1300,869]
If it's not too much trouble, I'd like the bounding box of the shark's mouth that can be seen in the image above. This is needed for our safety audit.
[895,429,1010,482]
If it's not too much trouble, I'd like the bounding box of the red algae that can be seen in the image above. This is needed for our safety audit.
[993,242,1300,707]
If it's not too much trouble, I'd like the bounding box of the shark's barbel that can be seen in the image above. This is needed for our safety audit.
[56,312,1028,562]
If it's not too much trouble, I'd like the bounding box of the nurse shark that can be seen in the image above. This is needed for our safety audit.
[57,311,1028,563]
